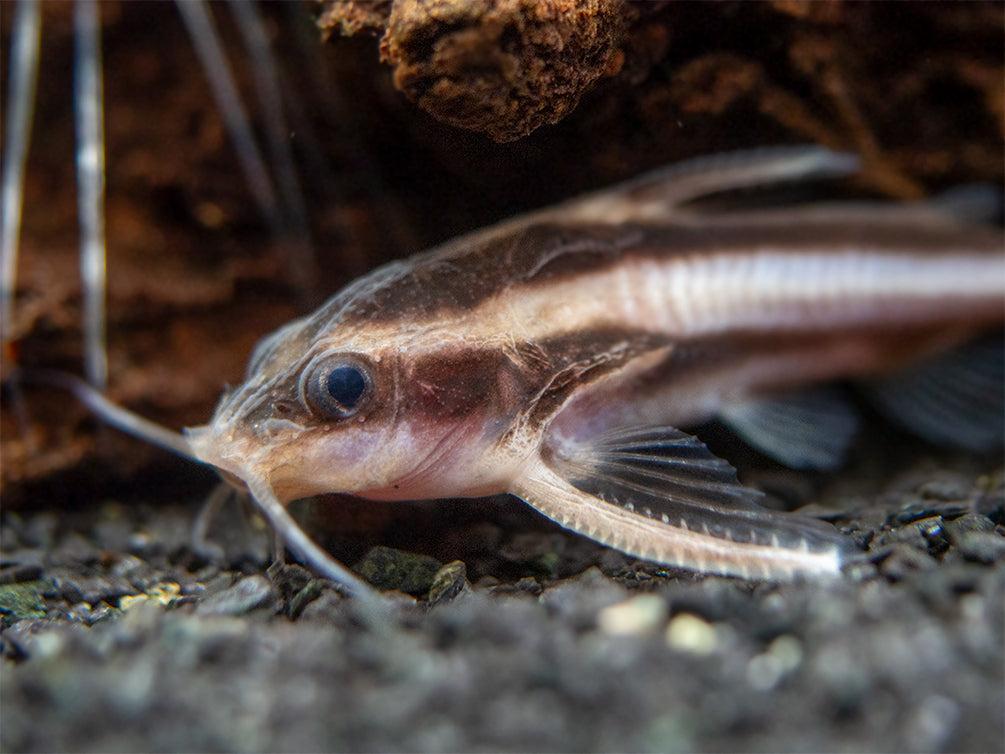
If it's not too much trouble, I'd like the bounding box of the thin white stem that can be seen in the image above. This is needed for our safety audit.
[175,0,284,239]
[18,369,197,460]
[74,0,108,391]
[229,0,316,295]
[1,0,41,354]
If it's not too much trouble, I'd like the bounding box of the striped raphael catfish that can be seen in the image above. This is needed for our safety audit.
[178,146,1004,589]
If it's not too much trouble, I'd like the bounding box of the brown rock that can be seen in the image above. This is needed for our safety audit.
[377,0,627,142]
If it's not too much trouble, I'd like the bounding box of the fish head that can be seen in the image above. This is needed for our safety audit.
[185,280,533,504]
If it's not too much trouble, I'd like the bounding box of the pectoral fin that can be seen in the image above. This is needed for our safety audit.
[512,426,856,580]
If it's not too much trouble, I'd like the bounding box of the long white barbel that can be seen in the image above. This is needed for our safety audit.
[175,0,285,241]
[1,0,41,355]
[74,0,108,391]
[12,369,385,607]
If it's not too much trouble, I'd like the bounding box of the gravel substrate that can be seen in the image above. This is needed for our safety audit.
[2,460,1002,753]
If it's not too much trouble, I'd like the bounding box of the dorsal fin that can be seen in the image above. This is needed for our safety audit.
[609,145,861,208]
[926,184,1002,226]
[531,146,861,227]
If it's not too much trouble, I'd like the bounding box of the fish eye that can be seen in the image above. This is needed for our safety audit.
[304,356,373,419]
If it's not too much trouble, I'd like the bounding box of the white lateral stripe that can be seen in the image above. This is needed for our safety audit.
[331,248,1003,352]
[498,249,1005,341]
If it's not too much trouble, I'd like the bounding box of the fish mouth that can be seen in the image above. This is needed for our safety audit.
[182,424,215,463]
[183,421,313,501]
[183,423,256,482]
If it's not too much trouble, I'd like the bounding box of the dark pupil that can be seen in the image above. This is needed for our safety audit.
[326,366,366,409]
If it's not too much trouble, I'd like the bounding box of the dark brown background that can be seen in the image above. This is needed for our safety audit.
[1,4,1002,751]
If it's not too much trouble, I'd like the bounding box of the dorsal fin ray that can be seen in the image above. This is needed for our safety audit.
[538,146,861,226]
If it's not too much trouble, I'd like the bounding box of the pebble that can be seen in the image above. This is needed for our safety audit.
[297,589,350,623]
[353,546,442,595]
[597,594,668,637]
[487,576,540,596]
[119,583,182,612]
[65,573,138,608]
[665,613,719,655]
[19,513,58,550]
[92,511,135,554]
[50,532,102,567]
[917,475,975,502]
[194,575,277,617]
[57,580,85,606]
[428,561,468,605]
[267,563,313,603]
[0,548,46,570]
[876,544,939,580]
[0,523,20,551]
[540,567,629,627]
[498,532,565,577]
[951,532,1005,563]
[745,634,803,691]
[0,564,43,585]
[0,581,49,624]
[905,694,960,752]
[288,580,326,619]
[110,553,158,587]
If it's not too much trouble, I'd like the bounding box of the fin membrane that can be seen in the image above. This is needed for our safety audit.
[541,146,860,227]
[619,145,861,208]
[927,184,1002,226]
[718,387,860,470]
[868,338,1004,451]
[546,425,851,554]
